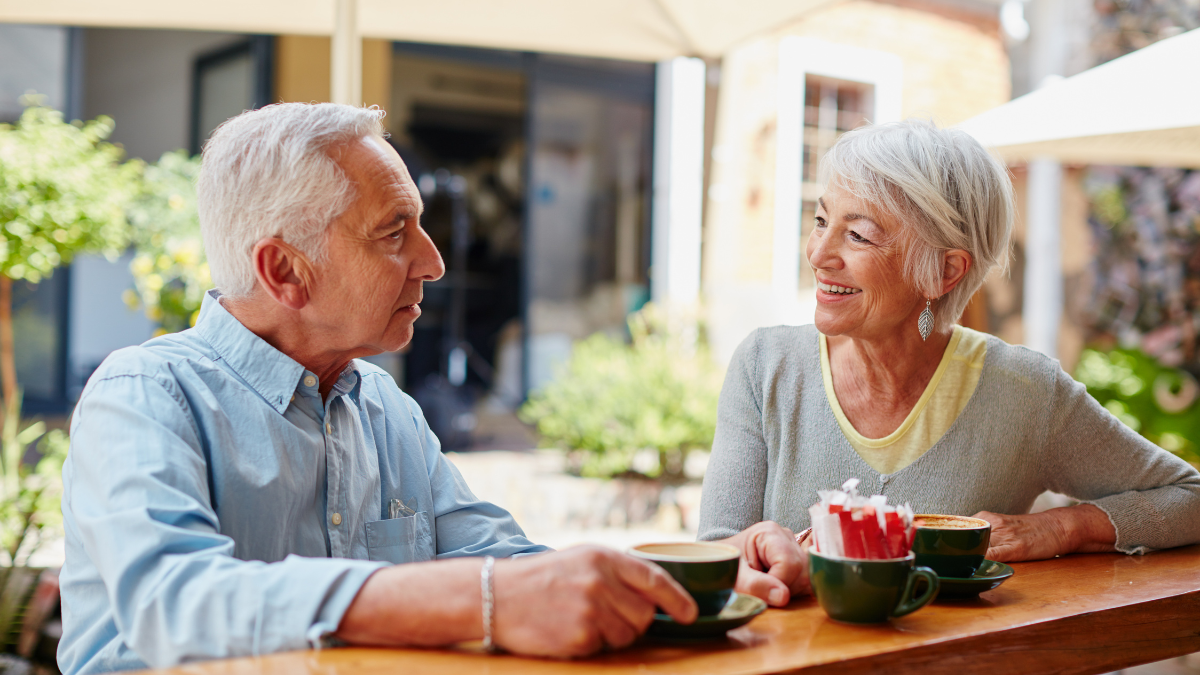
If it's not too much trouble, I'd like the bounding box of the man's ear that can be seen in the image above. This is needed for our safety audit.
[940,249,972,296]
[251,238,316,310]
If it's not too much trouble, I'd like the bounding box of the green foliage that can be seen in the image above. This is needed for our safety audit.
[1075,348,1200,468]
[0,101,137,564]
[0,103,138,282]
[124,150,209,334]
[520,306,723,482]
[0,395,68,566]
[1089,185,1127,230]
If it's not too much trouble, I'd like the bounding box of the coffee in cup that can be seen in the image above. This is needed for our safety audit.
[629,542,740,615]
[808,548,939,623]
[912,514,991,578]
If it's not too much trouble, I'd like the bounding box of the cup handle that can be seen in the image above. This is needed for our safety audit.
[892,566,940,618]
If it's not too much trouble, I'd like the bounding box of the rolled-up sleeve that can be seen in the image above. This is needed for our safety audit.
[65,373,386,668]
[1041,367,1200,554]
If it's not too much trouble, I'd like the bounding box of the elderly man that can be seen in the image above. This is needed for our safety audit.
[58,103,803,674]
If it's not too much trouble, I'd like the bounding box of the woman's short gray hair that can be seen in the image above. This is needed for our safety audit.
[197,102,386,297]
[820,119,1014,331]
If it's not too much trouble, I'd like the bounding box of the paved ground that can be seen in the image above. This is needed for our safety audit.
[444,448,700,552]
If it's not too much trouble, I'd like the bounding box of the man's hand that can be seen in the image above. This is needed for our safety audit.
[337,546,695,657]
[493,546,697,657]
[715,521,809,607]
[974,504,1116,562]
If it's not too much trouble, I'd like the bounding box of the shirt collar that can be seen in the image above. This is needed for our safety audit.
[193,290,310,414]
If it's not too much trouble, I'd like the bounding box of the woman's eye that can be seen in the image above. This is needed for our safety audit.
[849,230,870,244]
[814,217,826,229]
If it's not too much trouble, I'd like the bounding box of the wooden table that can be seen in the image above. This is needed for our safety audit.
[149,545,1200,675]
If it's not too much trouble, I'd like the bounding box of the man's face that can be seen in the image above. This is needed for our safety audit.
[304,135,444,357]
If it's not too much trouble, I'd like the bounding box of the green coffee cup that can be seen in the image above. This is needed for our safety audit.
[912,514,991,578]
[808,548,939,624]
[629,542,740,615]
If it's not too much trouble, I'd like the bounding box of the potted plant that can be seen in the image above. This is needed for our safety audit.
[520,306,723,527]
[0,100,139,666]
[1075,347,1200,468]
[0,408,67,658]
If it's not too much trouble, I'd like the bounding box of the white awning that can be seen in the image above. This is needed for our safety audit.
[0,0,838,61]
[957,27,1200,168]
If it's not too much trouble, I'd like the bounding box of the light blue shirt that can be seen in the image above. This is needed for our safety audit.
[58,291,547,674]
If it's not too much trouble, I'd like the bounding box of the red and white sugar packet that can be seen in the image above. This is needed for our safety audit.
[807,478,915,559]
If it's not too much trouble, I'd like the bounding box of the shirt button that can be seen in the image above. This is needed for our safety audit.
[304,375,317,387]
[289,394,295,402]
[325,422,333,434]
[331,513,342,526]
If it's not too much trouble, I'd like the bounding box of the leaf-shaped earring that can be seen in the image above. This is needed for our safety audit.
[918,299,934,341]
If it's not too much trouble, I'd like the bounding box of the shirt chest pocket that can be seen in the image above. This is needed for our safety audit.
[365,512,434,564]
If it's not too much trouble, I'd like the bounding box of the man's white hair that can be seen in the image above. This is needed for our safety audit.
[820,119,1014,331]
[197,102,386,297]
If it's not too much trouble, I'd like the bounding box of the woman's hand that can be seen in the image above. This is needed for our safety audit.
[973,504,1116,562]
[715,521,809,606]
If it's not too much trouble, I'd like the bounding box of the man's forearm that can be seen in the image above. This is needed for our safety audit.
[336,557,484,647]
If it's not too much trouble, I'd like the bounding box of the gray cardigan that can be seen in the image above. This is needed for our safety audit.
[697,325,1200,554]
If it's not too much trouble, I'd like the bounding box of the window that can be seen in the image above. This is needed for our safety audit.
[190,36,273,154]
[774,37,902,313]
[801,76,874,184]
[799,75,874,288]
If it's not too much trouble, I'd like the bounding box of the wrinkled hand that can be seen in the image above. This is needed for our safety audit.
[493,546,697,657]
[973,510,1074,562]
[723,521,809,607]
[975,505,1116,562]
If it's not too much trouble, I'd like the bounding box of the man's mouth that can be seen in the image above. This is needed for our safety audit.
[817,282,861,295]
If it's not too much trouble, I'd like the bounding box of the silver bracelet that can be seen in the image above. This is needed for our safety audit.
[480,555,496,652]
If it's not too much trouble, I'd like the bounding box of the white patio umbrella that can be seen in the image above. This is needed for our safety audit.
[0,0,835,62]
[957,27,1200,168]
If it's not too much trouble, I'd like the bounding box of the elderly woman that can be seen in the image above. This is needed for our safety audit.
[699,119,1200,607]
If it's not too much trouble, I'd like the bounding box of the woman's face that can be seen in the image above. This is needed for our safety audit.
[806,183,927,341]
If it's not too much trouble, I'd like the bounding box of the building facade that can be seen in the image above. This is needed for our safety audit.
[702,0,1012,363]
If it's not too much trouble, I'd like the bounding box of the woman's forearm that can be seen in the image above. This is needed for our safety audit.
[976,504,1116,561]
[1057,503,1117,554]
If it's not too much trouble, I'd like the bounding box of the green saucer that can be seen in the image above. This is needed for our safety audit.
[935,560,1014,598]
[648,592,767,639]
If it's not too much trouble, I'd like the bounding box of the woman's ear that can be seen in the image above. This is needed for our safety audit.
[941,249,972,295]
[251,238,316,311]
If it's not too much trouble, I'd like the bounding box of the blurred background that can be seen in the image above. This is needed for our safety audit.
[0,0,1198,671]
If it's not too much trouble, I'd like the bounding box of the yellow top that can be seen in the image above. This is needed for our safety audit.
[820,326,989,475]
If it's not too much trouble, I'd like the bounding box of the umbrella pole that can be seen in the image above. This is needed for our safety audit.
[331,0,361,106]
[1023,158,1064,358]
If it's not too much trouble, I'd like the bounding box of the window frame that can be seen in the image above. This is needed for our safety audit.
[773,37,902,319]
[189,35,273,155]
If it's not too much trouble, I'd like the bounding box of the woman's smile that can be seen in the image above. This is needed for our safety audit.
[816,280,862,299]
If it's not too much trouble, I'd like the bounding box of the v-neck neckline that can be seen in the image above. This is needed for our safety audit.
[820,326,963,447]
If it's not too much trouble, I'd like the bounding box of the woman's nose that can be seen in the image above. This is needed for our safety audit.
[807,229,840,271]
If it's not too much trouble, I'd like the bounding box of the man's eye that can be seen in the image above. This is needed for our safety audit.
[387,229,403,240]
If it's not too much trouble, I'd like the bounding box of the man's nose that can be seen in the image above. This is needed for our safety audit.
[411,224,445,282]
